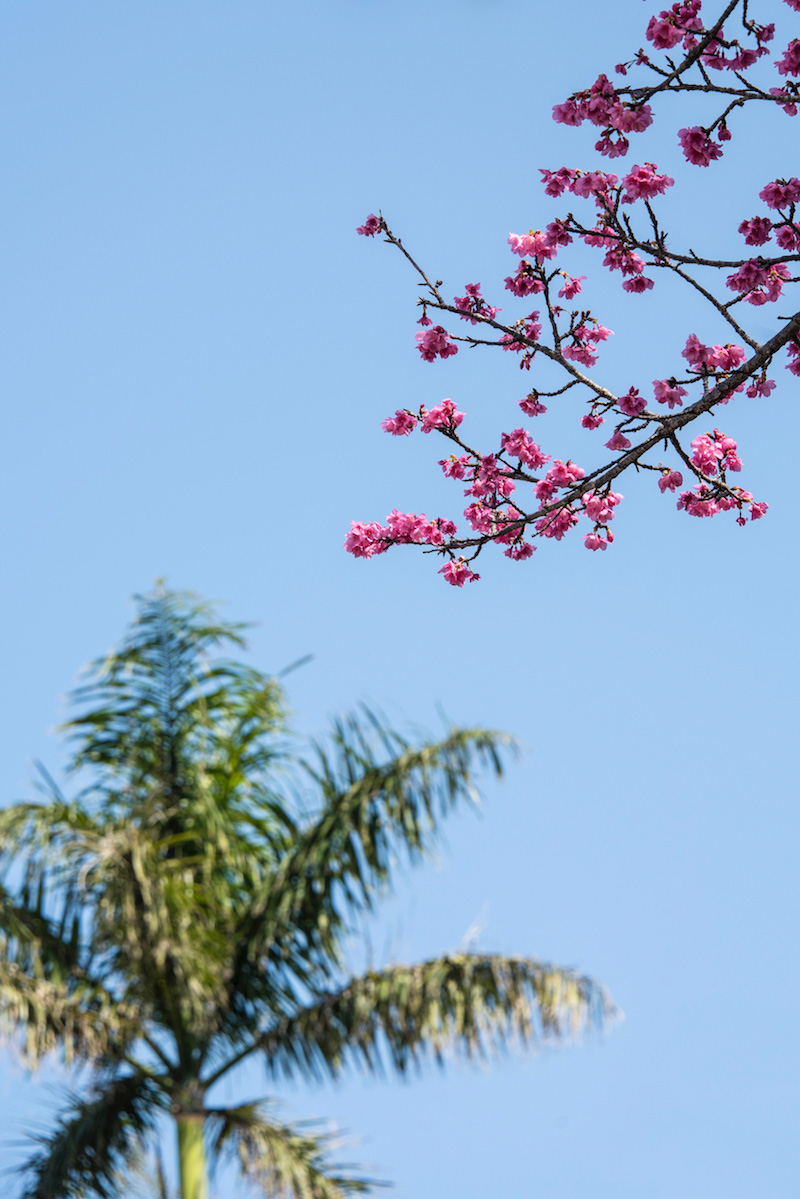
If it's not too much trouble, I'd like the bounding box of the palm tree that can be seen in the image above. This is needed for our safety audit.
[0,588,617,1199]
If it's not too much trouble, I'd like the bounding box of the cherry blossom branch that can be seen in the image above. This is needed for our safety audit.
[347,1,800,584]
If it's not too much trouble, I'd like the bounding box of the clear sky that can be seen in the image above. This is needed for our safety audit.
[1,1,798,1196]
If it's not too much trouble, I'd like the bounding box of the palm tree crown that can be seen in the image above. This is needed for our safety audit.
[0,588,617,1198]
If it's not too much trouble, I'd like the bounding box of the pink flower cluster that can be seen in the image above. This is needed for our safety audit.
[508,230,557,261]
[646,2,702,52]
[776,39,800,77]
[382,409,418,436]
[682,335,746,373]
[501,312,542,355]
[678,127,723,168]
[727,259,791,305]
[653,378,688,409]
[454,282,500,325]
[552,73,653,158]
[620,162,675,203]
[582,488,623,551]
[739,216,773,245]
[416,325,458,362]
[746,375,776,398]
[540,167,618,203]
[500,427,550,470]
[519,390,547,417]
[534,459,585,503]
[677,486,767,522]
[605,429,632,451]
[464,455,516,502]
[618,387,647,417]
[356,214,382,236]
[738,211,800,251]
[658,470,684,493]
[759,177,800,209]
[562,321,613,367]
[504,260,545,298]
[690,430,742,477]
[421,399,464,434]
[439,559,480,586]
[345,509,458,559]
[558,273,585,300]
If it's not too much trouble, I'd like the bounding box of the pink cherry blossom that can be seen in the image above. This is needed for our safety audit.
[421,399,464,433]
[759,178,800,208]
[609,103,653,133]
[416,326,459,362]
[552,101,583,127]
[776,223,800,251]
[439,455,470,479]
[545,219,574,248]
[769,86,799,115]
[677,486,720,517]
[504,541,535,560]
[454,283,500,325]
[581,412,604,429]
[548,460,585,487]
[678,126,723,167]
[726,259,769,293]
[504,262,545,298]
[605,430,632,451]
[539,167,580,197]
[618,387,646,417]
[500,428,550,470]
[464,503,494,534]
[746,376,776,398]
[658,471,684,493]
[439,559,480,586]
[345,521,390,558]
[519,392,547,417]
[620,162,674,202]
[653,378,688,409]
[584,490,622,523]
[738,216,773,245]
[382,409,418,436]
[356,214,382,236]
[690,434,721,475]
[776,39,800,77]
[583,532,609,551]
[682,333,711,370]
[622,275,655,293]
[706,344,746,371]
[535,506,579,540]
[508,231,557,262]
[558,274,586,299]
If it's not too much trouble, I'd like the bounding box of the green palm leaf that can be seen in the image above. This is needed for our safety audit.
[228,717,515,1009]
[207,1102,377,1198]
[228,953,618,1083]
[19,1073,168,1199]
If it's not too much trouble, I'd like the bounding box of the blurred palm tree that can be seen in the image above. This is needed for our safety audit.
[0,587,617,1199]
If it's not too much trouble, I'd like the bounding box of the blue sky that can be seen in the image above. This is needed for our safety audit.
[1,1,798,1196]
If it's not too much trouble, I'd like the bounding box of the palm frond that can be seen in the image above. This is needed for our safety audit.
[19,1072,168,1199]
[230,719,515,1005]
[206,1102,378,1198]
[254,953,619,1082]
[0,959,137,1066]
[63,587,284,805]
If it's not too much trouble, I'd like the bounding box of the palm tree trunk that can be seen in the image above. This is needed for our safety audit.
[176,1116,208,1199]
